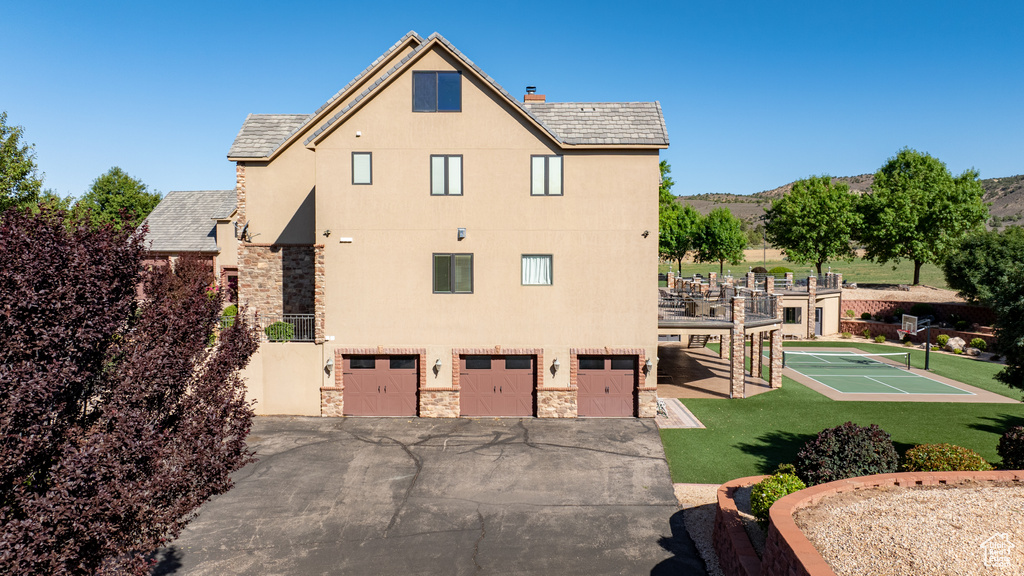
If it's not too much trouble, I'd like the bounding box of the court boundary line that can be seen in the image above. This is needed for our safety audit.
[771,351,976,396]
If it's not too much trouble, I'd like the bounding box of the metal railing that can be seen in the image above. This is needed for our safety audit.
[746,294,779,321]
[254,313,317,342]
[818,274,841,290]
[659,293,733,323]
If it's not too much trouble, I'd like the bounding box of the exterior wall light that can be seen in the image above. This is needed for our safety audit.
[325,356,334,375]
[434,358,443,370]
[457,228,466,240]
[644,357,653,373]
[551,358,560,374]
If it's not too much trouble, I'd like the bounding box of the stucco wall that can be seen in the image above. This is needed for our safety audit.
[244,343,324,415]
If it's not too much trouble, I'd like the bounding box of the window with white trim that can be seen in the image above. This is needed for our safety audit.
[521,254,552,285]
[531,155,563,196]
[430,155,462,195]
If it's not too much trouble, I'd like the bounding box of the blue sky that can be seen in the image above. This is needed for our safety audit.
[2,1,1021,199]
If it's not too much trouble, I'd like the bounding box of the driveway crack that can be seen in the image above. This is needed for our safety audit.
[381,435,423,538]
[472,508,485,573]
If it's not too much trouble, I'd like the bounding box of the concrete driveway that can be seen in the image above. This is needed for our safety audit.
[152,417,705,575]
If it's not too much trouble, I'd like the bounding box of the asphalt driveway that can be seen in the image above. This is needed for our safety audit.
[152,417,705,575]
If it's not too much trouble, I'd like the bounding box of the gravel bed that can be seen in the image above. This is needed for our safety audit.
[675,483,724,576]
[795,482,1024,576]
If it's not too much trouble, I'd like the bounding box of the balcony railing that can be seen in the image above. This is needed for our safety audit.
[254,313,317,342]
[746,294,778,322]
[659,293,733,323]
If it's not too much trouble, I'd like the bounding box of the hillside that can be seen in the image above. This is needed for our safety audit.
[675,173,1024,225]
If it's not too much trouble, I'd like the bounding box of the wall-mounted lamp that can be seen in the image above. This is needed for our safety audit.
[323,229,331,238]
[457,228,466,241]
[551,358,560,374]
[644,357,653,374]
[325,356,334,375]
[642,230,649,238]
[356,130,362,137]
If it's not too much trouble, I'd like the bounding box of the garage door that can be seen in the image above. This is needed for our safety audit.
[460,355,535,417]
[576,355,636,417]
[343,355,418,416]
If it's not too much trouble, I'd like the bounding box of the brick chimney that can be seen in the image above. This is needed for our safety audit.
[524,86,546,103]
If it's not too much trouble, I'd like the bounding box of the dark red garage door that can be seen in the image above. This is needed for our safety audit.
[460,355,535,417]
[576,355,636,417]
[343,355,418,416]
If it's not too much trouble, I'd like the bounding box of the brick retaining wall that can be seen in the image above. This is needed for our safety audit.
[762,470,1024,576]
[840,319,996,347]
[843,299,995,326]
[713,475,768,576]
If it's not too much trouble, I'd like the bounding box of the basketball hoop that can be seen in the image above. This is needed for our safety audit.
[897,329,908,341]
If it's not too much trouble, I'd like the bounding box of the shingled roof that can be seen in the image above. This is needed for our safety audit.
[524,102,669,146]
[228,32,667,159]
[144,190,236,253]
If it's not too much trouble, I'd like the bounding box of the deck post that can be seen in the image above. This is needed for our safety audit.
[731,297,746,398]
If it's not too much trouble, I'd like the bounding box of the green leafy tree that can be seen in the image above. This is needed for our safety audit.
[858,148,988,285]
[764,175,859,274]
[75,167,161,229]
[696,207,746,273]
[658,160,675,208]
[0,111,44,212]
[940,227,1024,391]
[660,203,703,273]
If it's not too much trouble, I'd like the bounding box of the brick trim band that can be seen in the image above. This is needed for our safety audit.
[451,347,544,391]
[333,347,428,391]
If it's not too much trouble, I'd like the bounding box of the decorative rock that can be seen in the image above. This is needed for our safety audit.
[965,347,982,356]
[944,336,966,352]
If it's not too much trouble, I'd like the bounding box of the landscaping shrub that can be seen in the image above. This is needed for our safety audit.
[902,443,993,472]
[955,319,970,331]
[910,303,935,318]
[845,310,855,318]
[221,304,238,328]
[861,312,872,320]
[768,266,792,275]
[874,335,886,343]
[751,266,768,274]
[795,422,899,485]
[954,349,963,355]
[265,321,295,342]
[903,340,915,347]
[936,334,950,347]
[970,338,988,351]
[893,308,904,318]
[750,473,806,524]
[840,331,852,339]
[223,304,238,316]
[998,427,1024,470]
[862,328,872,339]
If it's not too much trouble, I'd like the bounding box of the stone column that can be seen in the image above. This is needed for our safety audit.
[756,332,765,379]
[746,271,756,290]
[314,245,326,343]
[770,293,784,388]
[765,275,775,294]
[785,272,793,285]
[807,275,817,338]
[731,297,746,398]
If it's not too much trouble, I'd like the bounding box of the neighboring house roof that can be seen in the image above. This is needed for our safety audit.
[228,31,667,159]
[523,102,669,146]
[143,190,236,253]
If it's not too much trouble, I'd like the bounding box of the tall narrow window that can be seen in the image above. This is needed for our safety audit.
[413,71,461,112]
[430,155,462,195]
[521,255,553,285]
[531,155,563,195]
[433,253,473,294]
[352,152,372,185]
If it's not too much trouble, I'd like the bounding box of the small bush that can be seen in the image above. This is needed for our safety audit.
[795,422,899,486]
[903,340,915,347]
[861,312,872,320]
[953,349,963,355]
[931,345,941,351]
[874,335,886,343]
[223,304,238,317]
[840,331,852,339]
[769,266,792,275]
[969,338,987,351]
[936,334,950,347]
[998,426,1024,470]
[750,473,806,523]
[902,443,993,472]
[264,321,295,342]
[910,303,935,317]
[752,266,769,274]
[893,308,904,318]
[862,328,872,339]
[845,310,855,318]
[220,304,238,328]
[955,319,970,331]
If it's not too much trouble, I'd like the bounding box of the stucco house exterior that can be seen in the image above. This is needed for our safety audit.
[227,31,669,418]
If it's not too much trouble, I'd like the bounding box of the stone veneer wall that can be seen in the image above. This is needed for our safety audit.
[537,390,576,418]
[761,470,1024,576]
[419,390,460,418]
[713,475,769,576]
[843,299,995,326]
[238,243,321,317]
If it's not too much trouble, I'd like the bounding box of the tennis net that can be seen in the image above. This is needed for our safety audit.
[782,351,911,371]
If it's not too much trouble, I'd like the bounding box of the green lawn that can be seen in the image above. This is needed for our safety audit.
[660,342,1024,484]
[659,257,948,288]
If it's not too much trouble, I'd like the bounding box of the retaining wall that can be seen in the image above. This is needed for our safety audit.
[713,475,768,576]
[762,470,1024,576]
[840,319,996,347]
[843,299,995,326]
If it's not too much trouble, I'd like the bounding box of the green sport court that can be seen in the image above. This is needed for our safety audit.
[781,349,972,396]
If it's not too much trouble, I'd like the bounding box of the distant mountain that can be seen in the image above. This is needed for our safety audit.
[675,174,1024,225]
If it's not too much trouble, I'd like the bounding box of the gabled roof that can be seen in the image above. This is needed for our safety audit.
[143,190,236,253]
[228,31,668,159]
[524,102,669,146]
